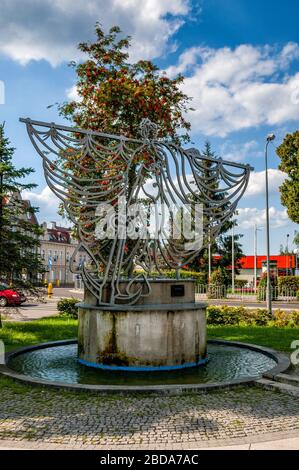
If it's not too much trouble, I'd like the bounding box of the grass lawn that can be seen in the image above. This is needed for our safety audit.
[208,325,299,353]
[0,316,77,351]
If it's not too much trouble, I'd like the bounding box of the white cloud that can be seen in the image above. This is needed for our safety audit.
[244,168,286,198]
[167,43,299,136]
[237,207,289,230]
[22,186,65,224]
[66,85,81,102]
[0,0,190,66]
[220,140,262,163]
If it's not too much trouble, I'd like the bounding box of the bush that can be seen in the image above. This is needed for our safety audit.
[243,308,272,326]
[273,309,290,327]
[207,305,245,325]
[57,298,79,319]
[235,279,248,288]
[297,290,299,301]
[207,305,299,327]
[257,273,278,301]
[278,276,299,294]
[289,310,299,326]
[207,268,228,298]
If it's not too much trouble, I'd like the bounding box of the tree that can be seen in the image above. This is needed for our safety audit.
[189,142,244,277]
[276,130,299,224]
[57,24,193,276]
[0,124,44,296]
[59,24,191,144]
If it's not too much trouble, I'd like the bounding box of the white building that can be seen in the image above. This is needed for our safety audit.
[39,221,85,286]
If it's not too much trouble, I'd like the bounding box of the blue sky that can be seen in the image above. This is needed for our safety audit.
[0,0,298,254]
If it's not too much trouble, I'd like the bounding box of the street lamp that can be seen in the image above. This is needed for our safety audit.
[254,224,262,291]
[294,248,299,276]
[286,233,290,275]
[265,133,275,315]
[232,224,235,293]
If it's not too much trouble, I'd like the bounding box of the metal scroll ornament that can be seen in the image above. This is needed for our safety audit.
[20,117,252,306]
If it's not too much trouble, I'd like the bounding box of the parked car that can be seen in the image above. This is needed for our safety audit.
[0,283,27,307]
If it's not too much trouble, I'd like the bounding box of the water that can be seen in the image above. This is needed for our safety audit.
[8,343,276,386]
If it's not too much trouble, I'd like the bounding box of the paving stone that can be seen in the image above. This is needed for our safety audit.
[0,385,299,447]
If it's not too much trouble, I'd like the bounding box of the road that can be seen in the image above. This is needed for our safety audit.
[2,288,83,322]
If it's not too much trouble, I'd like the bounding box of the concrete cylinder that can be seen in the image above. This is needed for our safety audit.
[77,282,207,371]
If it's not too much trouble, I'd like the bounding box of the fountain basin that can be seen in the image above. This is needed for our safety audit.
[0,339,290,394]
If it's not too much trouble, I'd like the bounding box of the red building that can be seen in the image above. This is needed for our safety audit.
[237,254,296,284]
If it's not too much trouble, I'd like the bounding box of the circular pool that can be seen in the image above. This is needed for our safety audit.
[1,339,289,393]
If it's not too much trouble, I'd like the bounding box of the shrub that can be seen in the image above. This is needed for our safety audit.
[278,276,299,295]
[57,298,79,319]
[207,305,299,327]
[207,306,270,326]
[207,268,228,298]
[243,308,272,326]
[235,279,248,288]
[257,273,278,301]
[273,309,290,327]
[297,290,299,301]
[207,305,245,325]
[290,310,299,326]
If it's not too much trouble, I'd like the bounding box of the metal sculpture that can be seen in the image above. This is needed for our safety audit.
[20,117,252,306]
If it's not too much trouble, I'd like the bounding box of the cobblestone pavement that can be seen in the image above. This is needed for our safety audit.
[0,382,299,449]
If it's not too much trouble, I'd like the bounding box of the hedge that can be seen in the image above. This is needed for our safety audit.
[207,305,299,327]
[277,276,299,292]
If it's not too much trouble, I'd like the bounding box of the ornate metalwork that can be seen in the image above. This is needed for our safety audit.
[20,117,252,306]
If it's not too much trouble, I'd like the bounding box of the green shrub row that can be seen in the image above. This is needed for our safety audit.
[207,305,299,327]
[277,276,299,290]
[234,279,248,288]
[57,298,79,319]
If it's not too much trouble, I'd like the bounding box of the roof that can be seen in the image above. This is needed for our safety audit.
[47,227,71,244]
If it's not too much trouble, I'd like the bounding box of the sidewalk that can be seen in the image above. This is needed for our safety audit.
[0,434,298,450]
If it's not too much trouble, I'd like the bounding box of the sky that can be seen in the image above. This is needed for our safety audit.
[0,0,298,255]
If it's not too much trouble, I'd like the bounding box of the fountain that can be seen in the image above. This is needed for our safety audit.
[0,117,290,392]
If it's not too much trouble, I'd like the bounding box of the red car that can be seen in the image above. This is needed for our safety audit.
[0,283,27,307]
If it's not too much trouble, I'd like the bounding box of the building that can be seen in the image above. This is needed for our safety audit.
[236,254,296,285]
[39,221,85,286]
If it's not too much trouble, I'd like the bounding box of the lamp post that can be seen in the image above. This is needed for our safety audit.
[208,228,211,281]
[294,248,299,276]
[254,224,262,291]
[265,133,275,315]
[286,233,290,275]
[232,224,235,293]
